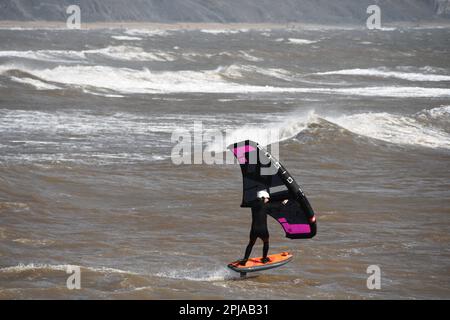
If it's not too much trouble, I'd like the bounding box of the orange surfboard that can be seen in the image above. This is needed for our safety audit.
[228,252,293,275]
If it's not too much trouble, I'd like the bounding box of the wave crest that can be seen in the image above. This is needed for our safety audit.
[213,108,450,151]
[316,67,450,82]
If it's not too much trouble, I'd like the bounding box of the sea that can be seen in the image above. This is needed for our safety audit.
[0,24,449,299]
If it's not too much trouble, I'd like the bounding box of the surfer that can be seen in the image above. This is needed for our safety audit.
[240,190,288,265]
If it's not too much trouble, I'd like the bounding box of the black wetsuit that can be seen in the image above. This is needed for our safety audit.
[243,199,282,261]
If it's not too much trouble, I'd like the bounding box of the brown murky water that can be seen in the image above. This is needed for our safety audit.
[0,25,449,299]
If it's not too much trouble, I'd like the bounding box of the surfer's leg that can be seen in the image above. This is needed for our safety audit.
[263,240,269,258]
[241,234,257,265]
[261,235,270,263]
[244,237,256,259]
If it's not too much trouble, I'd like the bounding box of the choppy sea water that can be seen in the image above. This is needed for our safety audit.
[0,25,449,299]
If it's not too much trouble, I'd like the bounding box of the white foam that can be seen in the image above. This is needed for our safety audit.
[12,238,54,246]
[181,51,262,62]
[10,76,61,90]
[2,64,300,94]
[0,46,175,63]
[2,64,450,97]
[327,112,450,149]
[0,27,68,31]
[316,68,450,82]
[236,50,263,62]
[318,86,450,98]
[155,267,235,282]
[0,263,138,275]
[415,105,450,120]
[111,35,143,41]
[124,29,170,37]
[200,29,240,35]
[228,64,294,81]
[215,64,293,81]
[0,109,182,135]
[288,38,318,45]
[206,111,315,152]
[0,49,86,63]
[0,109,175,164]
[89,45,175,61]
[379,27,397,31]
[210,108,450,151]
[81,88,125,98]
[0,263,67,273]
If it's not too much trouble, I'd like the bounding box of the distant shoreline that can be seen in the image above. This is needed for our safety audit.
[0,20,449,30]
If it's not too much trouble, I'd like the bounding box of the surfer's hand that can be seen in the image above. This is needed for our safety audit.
[282,199,289,205]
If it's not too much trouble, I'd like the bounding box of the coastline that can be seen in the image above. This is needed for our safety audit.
[0,20,449,30]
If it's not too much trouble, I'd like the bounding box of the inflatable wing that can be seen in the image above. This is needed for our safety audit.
[228,140,317,239]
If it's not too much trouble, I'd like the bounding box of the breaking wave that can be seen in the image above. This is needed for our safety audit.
[415,105,450,121]
[316,67,450,82]
[329,109,450,149]
[9,76,61,90]
[212,107,450,151]
[0,46,176,62]
[2,64,450,97]
[0,49,86,63]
